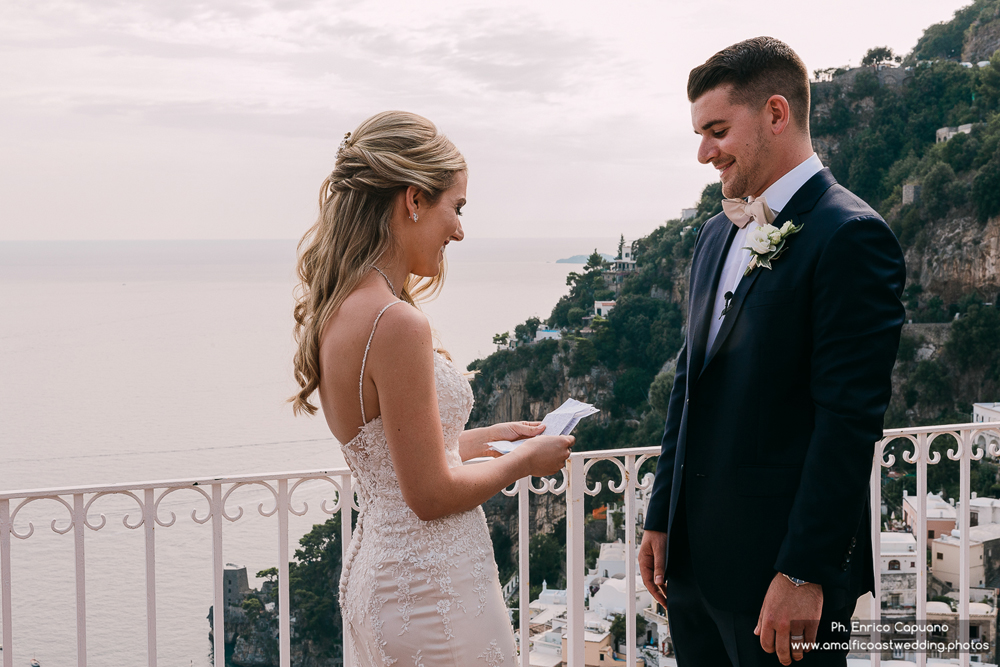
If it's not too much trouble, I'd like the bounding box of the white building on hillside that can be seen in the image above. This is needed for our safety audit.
[590,574,653,620]
[595,301,615,318]
[880,532,917,614]
[974,402,1000,424]
[902,491,956,548]
[931,523,1000,589]
[594,542,627,579]
[534,328,562,342]
[936,123,974,143]
[970,494,1000,526]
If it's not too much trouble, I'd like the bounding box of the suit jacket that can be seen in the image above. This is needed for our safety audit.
[643,168,906,613]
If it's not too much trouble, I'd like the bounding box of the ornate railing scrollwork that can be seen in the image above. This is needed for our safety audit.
[154,486,214,526]
[288,475,344,517]
[221,481,279,521]
[82,490,146,531]
[9,496,75,539]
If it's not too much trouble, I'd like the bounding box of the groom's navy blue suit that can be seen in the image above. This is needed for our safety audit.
[644,169,906,662]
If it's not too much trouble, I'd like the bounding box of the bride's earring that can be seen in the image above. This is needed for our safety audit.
[412,212,419,222]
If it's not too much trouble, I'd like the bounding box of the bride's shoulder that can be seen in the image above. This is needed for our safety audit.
[374,300,431,345]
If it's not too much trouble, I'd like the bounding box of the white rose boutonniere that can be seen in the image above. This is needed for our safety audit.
[742,219,803,276]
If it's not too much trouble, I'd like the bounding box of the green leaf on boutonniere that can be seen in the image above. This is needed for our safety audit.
[758,255,773,270]
[769,240,789,262]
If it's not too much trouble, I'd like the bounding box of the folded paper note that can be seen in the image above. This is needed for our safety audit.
[488,398,600,454]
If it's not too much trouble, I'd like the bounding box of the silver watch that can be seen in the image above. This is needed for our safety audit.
[783,573,809,587]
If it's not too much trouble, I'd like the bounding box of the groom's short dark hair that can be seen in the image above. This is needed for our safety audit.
[688,37,810,133]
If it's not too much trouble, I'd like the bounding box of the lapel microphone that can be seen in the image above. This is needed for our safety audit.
[720,291,734,319]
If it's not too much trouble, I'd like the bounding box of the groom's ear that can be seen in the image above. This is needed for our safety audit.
[764,94,792,137]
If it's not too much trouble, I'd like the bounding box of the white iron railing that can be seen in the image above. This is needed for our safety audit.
[1,422,999,667]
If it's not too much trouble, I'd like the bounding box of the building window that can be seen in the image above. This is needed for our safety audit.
[911,561,915,568]
[971,625,980,640]
[888,560,901,571]
[937,552,944,560]
[971,512,979,527]
[929,530,935,539]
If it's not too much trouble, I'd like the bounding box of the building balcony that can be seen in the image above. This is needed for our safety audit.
[2,421,1000,667]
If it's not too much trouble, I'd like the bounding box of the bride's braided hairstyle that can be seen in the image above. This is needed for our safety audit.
[290,111,466,416]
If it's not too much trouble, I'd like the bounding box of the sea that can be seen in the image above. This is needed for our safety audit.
[0,237,616,666]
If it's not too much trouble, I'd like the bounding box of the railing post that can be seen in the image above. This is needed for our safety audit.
[143,488,157,667]
[1,499,13,667]
[959,429,971,667]
[278,479,291,667]
[624,455,637,667]
[869,447,881,667]
[211,484,225,667]
[73,493,87,667]
[915,433,927,667]
[339,473,354,667]
[565,456,585,667]
[518,478,530,667]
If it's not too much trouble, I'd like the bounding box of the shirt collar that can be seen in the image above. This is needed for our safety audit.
[759,153,824,214]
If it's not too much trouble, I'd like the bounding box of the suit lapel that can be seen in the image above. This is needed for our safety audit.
[687,221,738,379]
[698,168,838,377]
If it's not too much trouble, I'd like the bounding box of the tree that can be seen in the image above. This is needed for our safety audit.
[648,369,675,417]
[288,516,343,647]
[947,304,1000,375]
[862,46,897,67]
[617,234,625,260]
[241,597,264,624]
[514,317,541,344]
[585,249,609,272]
[610,613,648,649]
[613,367,655,411]
[529,533,564,587]
[921,162,960,218]
[492,331,510,350]
[491,523,515,582]
[972,148,1000,222]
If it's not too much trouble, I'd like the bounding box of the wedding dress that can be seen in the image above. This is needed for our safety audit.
[338,301,518,666]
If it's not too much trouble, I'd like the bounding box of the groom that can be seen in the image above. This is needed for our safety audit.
[638,37,906,666]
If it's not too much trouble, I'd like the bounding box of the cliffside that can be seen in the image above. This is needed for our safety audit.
[469,362,616,427]
[964,4,1000,62]
[908,213,1000,303]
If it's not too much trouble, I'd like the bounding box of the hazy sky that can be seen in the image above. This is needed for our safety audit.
[1,0,971,241]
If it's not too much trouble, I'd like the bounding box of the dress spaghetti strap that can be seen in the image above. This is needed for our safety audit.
[359,301,402,425]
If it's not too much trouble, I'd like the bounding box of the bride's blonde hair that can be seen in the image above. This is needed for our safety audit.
[290,110,467,416]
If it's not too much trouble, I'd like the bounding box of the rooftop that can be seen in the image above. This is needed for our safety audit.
[935,522,1000,546]
[903,492,957,520]
[880,531,917,554]
[598,541,626,561]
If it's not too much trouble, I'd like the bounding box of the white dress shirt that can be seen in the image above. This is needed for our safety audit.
[704,153,824,354]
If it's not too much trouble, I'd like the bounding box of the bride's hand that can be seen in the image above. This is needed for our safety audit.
[518,434,574,477]
[490,421,545,443]
[460,422,545,460]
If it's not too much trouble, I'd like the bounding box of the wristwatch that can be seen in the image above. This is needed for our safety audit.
[783,573,809,587]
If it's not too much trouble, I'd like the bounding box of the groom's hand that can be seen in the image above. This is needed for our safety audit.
[755,573,822,664]
[638,529,668,608]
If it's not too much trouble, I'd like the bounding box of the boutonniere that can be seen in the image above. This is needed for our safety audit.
[743,221,803,276]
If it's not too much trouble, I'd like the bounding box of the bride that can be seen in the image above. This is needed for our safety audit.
[290,110,574,666]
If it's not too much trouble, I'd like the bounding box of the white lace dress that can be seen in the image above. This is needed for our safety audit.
[338,302,517,666]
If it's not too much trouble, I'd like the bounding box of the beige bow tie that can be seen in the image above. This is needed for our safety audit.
[721,195,776,229]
